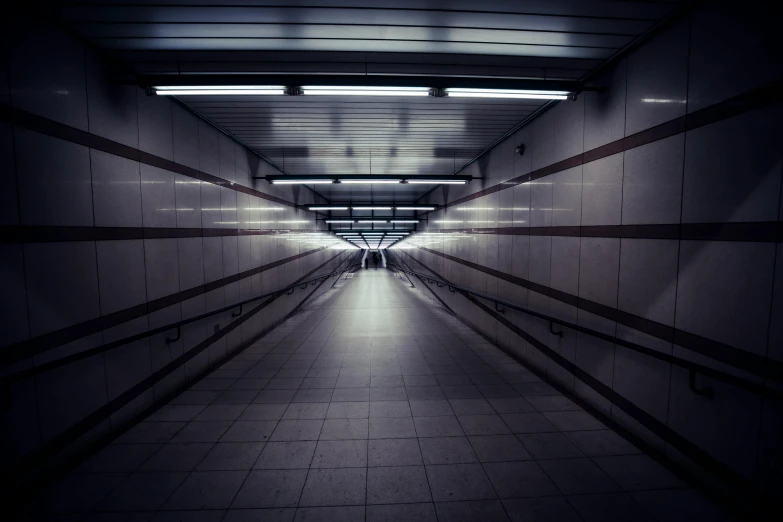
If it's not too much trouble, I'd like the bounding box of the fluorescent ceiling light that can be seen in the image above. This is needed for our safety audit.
[325,220,355,223]
[309,206,349,211]
[357,220,389,223]
[339,179,401,184]
[271,179,334,184]
[352,207,392,210]
[407,179,468,184]
[396,207,435,210]
[444,88,570,100]
[390,220,419,223]
[155,85,286,96]
[301,86,431,97]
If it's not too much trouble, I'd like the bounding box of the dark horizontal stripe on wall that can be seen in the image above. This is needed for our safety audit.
[427,79,783,210]
[0,225,325,244]
[413,245,782,381]
[431,221,783,243]
[1,245,335,366]
[10,250,352,485]
[0,104,312,211]
[396,250,759,499]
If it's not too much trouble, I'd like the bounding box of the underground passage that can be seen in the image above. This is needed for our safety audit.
[0,1,781,520]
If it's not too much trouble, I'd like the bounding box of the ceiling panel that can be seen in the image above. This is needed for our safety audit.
[53,0,688,204]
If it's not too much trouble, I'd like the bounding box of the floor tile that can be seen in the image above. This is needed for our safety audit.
[543,411,605,431]
[367,465,432,504]
[500,413,557,434]
[221,421,278,442]
[370,387,408,401]
[593,455,686,490]
[413,416,464,437]
[502,496,582,522]
[488,397,536,414]
[517,432,584,460]
[282,403,329,420]
[405,386,446,400]
[419,437,477,465]
[164,470,247,509]
[231,470,308,508]
[320,418,369,440]
[369,417,417,438]
[117,422,186,444]
[537,458,620,495]
[468,435,532,462]
[270,420,323,441]
[254,441,317,469]
[194,405,247,422]
[448,399,494,416]
[435,500,510,522]
[223,508,296,522]
[293,506,364,522]
[483,461,559,498]
[410,400,454,417]
[197,442,265,470]
[171,422,232,443]
[298,468,367,507]
[239,404,288,421]
[331,388,370,402]
[369,401,411,418]
[99,472,188,511]
[424,463,496,502]
[325,402,370,419]
[311,440,367,468]
[368,438,423,466]
[140,443,213,471]
[366,503,436,522]
[457,414,511,436]
[566,492,656,522]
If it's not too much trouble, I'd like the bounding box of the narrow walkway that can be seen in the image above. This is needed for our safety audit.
[41,270,730,521]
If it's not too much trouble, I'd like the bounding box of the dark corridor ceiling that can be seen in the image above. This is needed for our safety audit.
[53,0,688,202]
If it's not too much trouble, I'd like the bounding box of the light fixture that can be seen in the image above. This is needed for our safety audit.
[339,179,401,184]
[154,85,286,96]
[325,220,355,224]
[396,207,436,210]
[444,88,570,100]
[407,179,468,185]
[301,86,431,97]
[352,207,392,210]
[390,220,419,223]
[271,179,334,185]
[309,206,349,211]
[357,220,390,224]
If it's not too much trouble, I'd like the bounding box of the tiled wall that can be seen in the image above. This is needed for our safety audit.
[0,19,357,472]
[393,2,782,499]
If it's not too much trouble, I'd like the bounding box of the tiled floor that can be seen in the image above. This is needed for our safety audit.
[38,270,732,521]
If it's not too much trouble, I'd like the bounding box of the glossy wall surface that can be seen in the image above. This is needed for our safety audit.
[0,17,356,477]
[393,1,783,502]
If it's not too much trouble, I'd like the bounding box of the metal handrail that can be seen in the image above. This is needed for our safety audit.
[2,263,362,386]
[387,263,782,400]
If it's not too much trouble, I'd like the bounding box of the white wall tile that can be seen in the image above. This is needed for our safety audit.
[622,134,684,225]
[24,242,100,336]
[578,238,620,308]
[550,237,580,295]
[0,244,30,346]
[90,150,142,227]
[8,21,88,130]
[625,19,689,135]
[552,166,582,227]
[681,106,783,223]
[618,239,679,326]
[222,236,239,277]
[612,348,671,423]
[584,59,627,151]
[531,112,555,171]
[175,175,202,228]
[529,178,553,227]
[198,121,220,177]
[675,241,775,355]
[96,240,147,315]
[144,238,180,302]
[85,53,138,148]
[552,96,585,163]
[178,237,204,291]
[0,123,19,225]
[200,183,222,228]
[687,2,782,113]
[137,88,173,160]
[202,236,224,284]
[581,153,623,226]
[102,317,152,400]
[140,164,176,228]
[172,104,200,170]
[15,129,93,227]
[576,310,616,387]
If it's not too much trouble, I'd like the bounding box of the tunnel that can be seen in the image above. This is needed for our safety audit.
[0,1,781,520]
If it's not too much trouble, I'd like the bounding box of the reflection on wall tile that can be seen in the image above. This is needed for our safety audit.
[682,107,783,224]
[675,241,774,355]
[551,166,582,227]
[622,135,684,225]
[25,242,100,336]
[91,150,142,227]
[175,174,202,229]
[618,239,679,326]
[625,19,689,135]
[9,21,88,130]
[140,164,176,228]
[15,129,93,227]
